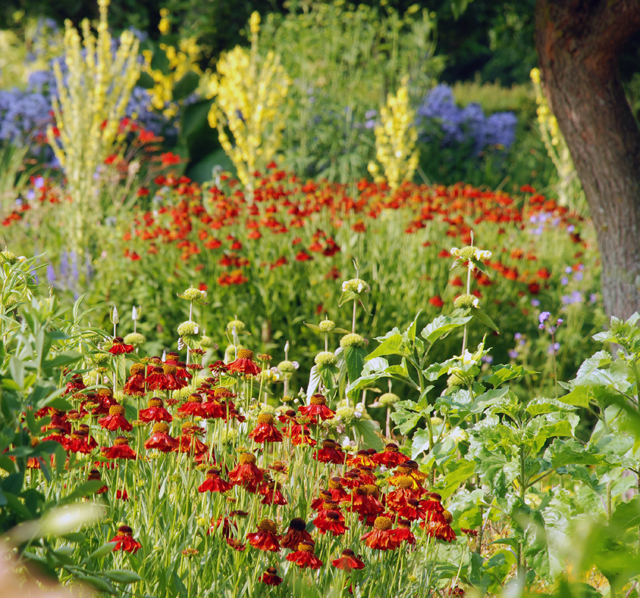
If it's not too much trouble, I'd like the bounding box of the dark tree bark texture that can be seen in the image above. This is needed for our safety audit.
[535,0,640,319]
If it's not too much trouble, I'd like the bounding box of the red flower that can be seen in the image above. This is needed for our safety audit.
[428,295,444,308]
[160,152,181,166]
[123,364,146,396]
[64,431,94,454]
[177,424,209,456]
[347,449,378,468]
[139,397,173,422]
[299,394,335,420]
[108,337,134,354]
[373,443,409,467]
[361,517,399,550]
[87,469,108,494]
[286,541,323,569]
[314,439,346,464]
[260,482,287,505]
[386,477,420,511]
[390,520,416,545]
[198,468,232,493]
[295,250,312,262]
[111,525,141,553]
[280,518,315,550]
[144,423,179,453]
[177,394,208,418]
[98,405,132,432]
[227,349,261,376]
[228,453,264,492]
[314,510,348,536]
[247,519,280,552]
[249,413,283,443]
[260,567,283,586]
[101,436,137,459]
[145,366,171,390]
[332,549,365,571]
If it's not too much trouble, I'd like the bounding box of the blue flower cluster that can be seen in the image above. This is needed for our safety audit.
[417,84,518,153]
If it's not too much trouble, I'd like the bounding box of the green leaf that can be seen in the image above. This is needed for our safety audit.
[610,496,640,531]
[411,428,432,459]
[173,71,200,102]
[366,332,410,360]
[471,309,499,334]
[546,438,603,468]
[75,574,115,594]
[343,345,367,383]
[84,541,117,562]
[433,459,476,499]
[353,420,383,451]
[104,569,143,584]
[9,357,24,389]
[421,315,471,345]
[63,480,108,502]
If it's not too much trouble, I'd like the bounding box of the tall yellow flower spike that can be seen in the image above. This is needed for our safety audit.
[368,77,419,191]
[207,12,290,193]
[142,11,201,118]
[47,0,139,247]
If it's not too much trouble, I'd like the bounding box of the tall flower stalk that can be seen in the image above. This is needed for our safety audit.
[47,0,140,250]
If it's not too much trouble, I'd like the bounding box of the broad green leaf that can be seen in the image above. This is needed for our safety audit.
[421,315,472,345]
[343,345,367,383]
[353,419,383,451]
[471,309,499,334]
[366,332,410,360]
[104,569,143,584]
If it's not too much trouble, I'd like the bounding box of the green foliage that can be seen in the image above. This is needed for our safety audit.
[258,2,443,182]
[0,256,136,591]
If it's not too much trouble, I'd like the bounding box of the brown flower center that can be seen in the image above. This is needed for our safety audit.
[396,476,414,489]
[373,516,393,531]
[130,363,145,375]
[149,398,163,408]
[310,394,326,406]
[237,349,254,360]
[239,453,256,465]
[257,519,277,533]
[153,422,170,434]
[257,413,275,425]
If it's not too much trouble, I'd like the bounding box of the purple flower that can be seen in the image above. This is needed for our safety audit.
[531,298,541,307]
[481,355,493,364]
[508,349,519,359]
[548,342,560,355]
[561,277,569,286]
[538,312,551,329]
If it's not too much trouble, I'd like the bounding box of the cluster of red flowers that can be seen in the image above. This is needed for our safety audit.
[105,167,586,296]
[26,345,467,583]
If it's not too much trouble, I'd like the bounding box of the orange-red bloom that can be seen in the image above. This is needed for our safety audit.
[280,518,315,550]
[228,453,264,493]
[286,541,323,569]
[249,413,283,443]
[361,516,399,550]
[144,422,179,452]
[108,337,134,355]
[260,567,283,586]
[98,405,132,432]
[332,549,365,571]
[101,437,137,460]
[139,397,173,422]
[299,394,335,420]
[247,519,280,552]
[111,525,141,553]
[198,468,232,493]
[227,349,261,376]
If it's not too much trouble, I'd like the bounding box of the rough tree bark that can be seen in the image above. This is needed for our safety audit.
[535,0,640,319]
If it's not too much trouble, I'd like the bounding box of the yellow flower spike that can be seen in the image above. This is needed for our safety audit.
[207,21,290,192]
[370,77,419,191]
[47,0,139,249]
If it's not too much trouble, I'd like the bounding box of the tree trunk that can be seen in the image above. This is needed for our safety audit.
[535,0,640,319]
